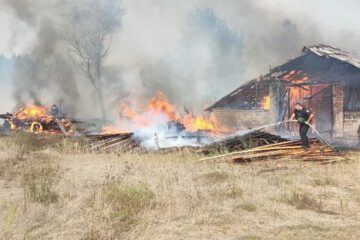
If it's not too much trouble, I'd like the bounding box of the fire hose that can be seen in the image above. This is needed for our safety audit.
[248,120,336,151]
[305,122,336,151]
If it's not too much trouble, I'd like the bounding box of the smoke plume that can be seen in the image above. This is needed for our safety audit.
[1,0,360,119]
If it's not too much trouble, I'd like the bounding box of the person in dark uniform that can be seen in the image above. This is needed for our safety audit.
[290,103,315,148]
[50,104,60,117]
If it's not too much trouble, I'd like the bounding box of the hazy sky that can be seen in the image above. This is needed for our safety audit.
[1,0,360,113]
[1,0,360,58]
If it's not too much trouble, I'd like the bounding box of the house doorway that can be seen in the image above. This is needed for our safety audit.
[307,85,333,141]
[285,84,333,141]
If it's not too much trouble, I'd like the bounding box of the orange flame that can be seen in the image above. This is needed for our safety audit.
[114,91,232,135]
[15,104,48,120]
[288,77,310,109]
[101,125,125,135]
[9,103,73,135]
[181,113,227,134]
[120,103,149,127]
[261,96,270,110]
[148,92,179,121]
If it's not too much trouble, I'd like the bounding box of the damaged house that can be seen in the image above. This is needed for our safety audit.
[207,44,360,142]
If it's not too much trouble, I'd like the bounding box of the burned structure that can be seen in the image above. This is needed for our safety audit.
[0,104,74,135]
[207,44,360,142]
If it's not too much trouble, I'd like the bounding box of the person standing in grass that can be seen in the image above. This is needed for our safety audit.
[290,102,315,149]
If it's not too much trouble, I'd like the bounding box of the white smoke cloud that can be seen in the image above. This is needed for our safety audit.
[1,0,360,119]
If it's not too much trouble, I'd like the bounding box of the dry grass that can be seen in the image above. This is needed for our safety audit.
[0,135,360,239]
[22,154,60,205]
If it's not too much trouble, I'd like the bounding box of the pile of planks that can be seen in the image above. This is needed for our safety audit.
[200,130,287,154]
[86,132,142,154]
[200,138,347,164]
[85,130,288,155]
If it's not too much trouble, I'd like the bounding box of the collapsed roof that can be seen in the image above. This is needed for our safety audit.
[207,44,360,111]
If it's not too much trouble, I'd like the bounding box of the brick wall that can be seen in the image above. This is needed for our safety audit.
[332,82,360,140]
[332,83,344,138]
[343,112,360,138]
[211,109,270,130]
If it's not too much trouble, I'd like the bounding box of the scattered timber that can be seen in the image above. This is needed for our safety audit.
[200,130,287,154]
[199,138,348,164]
[85,132,143,154]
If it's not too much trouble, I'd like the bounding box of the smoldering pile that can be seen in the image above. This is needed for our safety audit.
[0,106,347,165]
[51,128,351,165]
[84,129,285,154]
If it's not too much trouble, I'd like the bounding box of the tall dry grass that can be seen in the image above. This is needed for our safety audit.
[0,135,359,239]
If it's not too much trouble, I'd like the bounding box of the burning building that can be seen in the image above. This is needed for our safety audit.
[207,44,360,143]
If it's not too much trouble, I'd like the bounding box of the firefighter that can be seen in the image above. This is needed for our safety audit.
[50,104,60,117]
[289,102,315,149]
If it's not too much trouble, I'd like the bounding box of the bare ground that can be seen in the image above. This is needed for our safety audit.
[0,136,360,240]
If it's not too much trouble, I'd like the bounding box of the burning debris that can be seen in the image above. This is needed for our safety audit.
[115,92,232,135]
[0,92,236,149]
[200,130,287,154]
[1,44,358,162]
[0,96,349,167]
[93,91,236,149]
[0,104,72,135]
[86,132,142,154]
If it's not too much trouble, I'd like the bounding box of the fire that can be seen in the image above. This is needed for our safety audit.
[182,114,220,133]
[101,125,125,135]
[15,104,48,120]
[120,103,149,127]
[7,103,73,135]
[261,96,270,110]
[288,77,310,108]
[115,91,232,135]
[148,92,179,121]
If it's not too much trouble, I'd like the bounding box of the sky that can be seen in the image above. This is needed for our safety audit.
[2,0,360,59]
[1,0,360,115]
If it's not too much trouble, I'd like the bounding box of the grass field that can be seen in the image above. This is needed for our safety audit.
[0,134,360,240]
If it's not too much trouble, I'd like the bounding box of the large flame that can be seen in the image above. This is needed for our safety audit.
[182,114,220,133]
[15,104,48,120]
[148,92,179,121]
[9,103,72,134]
[120,103,149,127]
[110,91,232,135]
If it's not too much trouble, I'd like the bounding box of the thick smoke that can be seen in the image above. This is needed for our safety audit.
[3,0,80,114]
[2,0,360,119]
[106,0,323,111]
[138,8,244,109]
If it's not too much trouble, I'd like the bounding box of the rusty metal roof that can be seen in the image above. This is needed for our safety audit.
[206,44,360,111]
[303,44,360,69]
